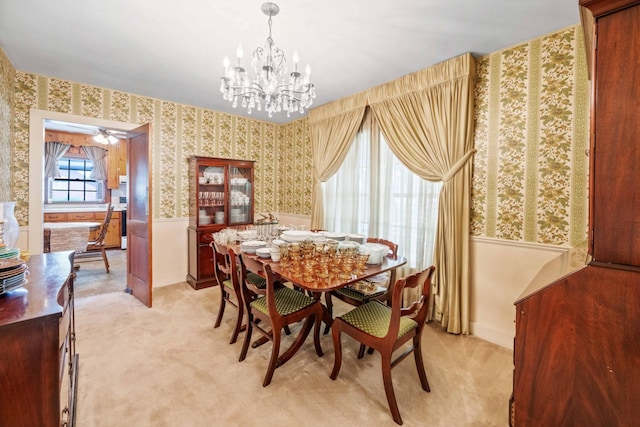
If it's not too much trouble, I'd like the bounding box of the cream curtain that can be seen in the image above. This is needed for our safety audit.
[82,146,108,181]
[323,109,441,281]
[308,93,367,230]
[44,142,70,178]
[367,53,476,334]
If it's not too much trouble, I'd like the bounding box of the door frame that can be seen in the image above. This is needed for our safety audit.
[28,109,140,254]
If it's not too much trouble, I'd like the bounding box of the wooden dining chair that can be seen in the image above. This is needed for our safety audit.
[330,265,436,425]
[75,204,114,272]
[238,253,324,387]
[211,243,267,344]
[324,238,399,346]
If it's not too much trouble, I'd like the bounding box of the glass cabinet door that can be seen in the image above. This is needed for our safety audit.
[198,165,225,226]
[228,165,253,225]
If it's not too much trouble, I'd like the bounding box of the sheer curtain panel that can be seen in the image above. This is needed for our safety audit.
[81,146,108,181]
[44,142,70,178]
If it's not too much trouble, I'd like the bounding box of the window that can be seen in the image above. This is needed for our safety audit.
[47,157,104,203]
[323,115,441,273]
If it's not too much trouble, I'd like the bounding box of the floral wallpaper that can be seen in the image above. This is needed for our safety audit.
[1,24,588,249]
[471,26,589,246]
[8,70,309,225]
[0,49,14,201]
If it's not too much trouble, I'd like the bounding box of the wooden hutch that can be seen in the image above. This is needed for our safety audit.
[511,1,640,425]
[186,156,255,289]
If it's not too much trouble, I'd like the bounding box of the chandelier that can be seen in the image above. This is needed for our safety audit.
[220,2,315,118]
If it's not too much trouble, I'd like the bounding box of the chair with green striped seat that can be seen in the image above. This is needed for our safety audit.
[330,265,436,425]
[239,253,324,387]
[211,242,266,344]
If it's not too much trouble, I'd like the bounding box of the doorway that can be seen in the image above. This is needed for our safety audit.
[29,109,152,306]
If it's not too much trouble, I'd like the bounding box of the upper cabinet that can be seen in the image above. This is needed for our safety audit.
[584,0,640,266]
[188,156,255,229]
[107,139,127,189]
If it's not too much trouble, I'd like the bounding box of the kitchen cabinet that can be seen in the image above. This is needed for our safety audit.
[107,139,127,189]
[187,156,254,289]
[44,210,121,249]
[0,251,78,427]
[510,1,640,425]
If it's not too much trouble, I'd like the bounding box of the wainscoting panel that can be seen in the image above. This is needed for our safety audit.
[470,237,574,349]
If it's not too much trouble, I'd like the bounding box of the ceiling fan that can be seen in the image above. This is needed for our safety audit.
[93,128,125,144]
[44,119,129,144]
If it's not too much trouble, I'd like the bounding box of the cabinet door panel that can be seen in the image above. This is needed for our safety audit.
[591,6,640,266]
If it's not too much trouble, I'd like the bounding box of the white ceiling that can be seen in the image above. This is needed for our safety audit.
[0,0,581,125]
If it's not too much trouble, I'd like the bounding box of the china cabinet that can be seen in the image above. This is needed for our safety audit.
[187,156,255,289]
[510,1,640,425]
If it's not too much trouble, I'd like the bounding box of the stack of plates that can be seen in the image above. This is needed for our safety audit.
[280,230,311,242]
[0,246,20,260]
[0,257,28,296]
[241,240,267,254]
[325,232,346,241]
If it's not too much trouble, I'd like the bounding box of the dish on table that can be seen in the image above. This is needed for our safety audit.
[255,247,272,258]
[325,232,346,241]
[280,230,312,242]
[241,240,267,254]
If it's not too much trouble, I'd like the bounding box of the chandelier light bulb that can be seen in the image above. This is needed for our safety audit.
[236,44,243,63]
[219,2,315,118]
[292,50,299,72]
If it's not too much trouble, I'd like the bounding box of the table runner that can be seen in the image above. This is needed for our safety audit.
[47,222,92,253]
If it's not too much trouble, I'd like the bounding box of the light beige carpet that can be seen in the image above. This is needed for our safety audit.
[75,281,513,426]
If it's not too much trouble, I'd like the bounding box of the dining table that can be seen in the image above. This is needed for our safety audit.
[43,221,101,254]
[237,244,407,340]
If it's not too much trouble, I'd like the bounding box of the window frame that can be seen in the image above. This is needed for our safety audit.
[46,156,105,204]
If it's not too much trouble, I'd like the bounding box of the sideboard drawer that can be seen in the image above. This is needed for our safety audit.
[44,213,66,222]
[67,212,95,221]
[199,232,214,244]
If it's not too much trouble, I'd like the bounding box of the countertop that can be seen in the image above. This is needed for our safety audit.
[44,203,127,213]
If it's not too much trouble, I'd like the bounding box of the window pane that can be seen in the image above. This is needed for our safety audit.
[48,156,103,203]
[51,190,67,201]
[69,181,84,191]
[68,191,85,201]
[51,180,67,190]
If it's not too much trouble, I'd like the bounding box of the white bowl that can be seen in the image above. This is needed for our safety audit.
[255,247,272,258]
[347,233,366,244]
[338,241,360,252]
[271,239,286,247]
[362,243,389,264]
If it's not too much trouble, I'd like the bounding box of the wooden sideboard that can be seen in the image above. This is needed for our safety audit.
[510,1,640,425]
[0,251,78,427]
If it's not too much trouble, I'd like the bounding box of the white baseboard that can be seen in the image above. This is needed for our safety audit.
[470,320,514,351]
